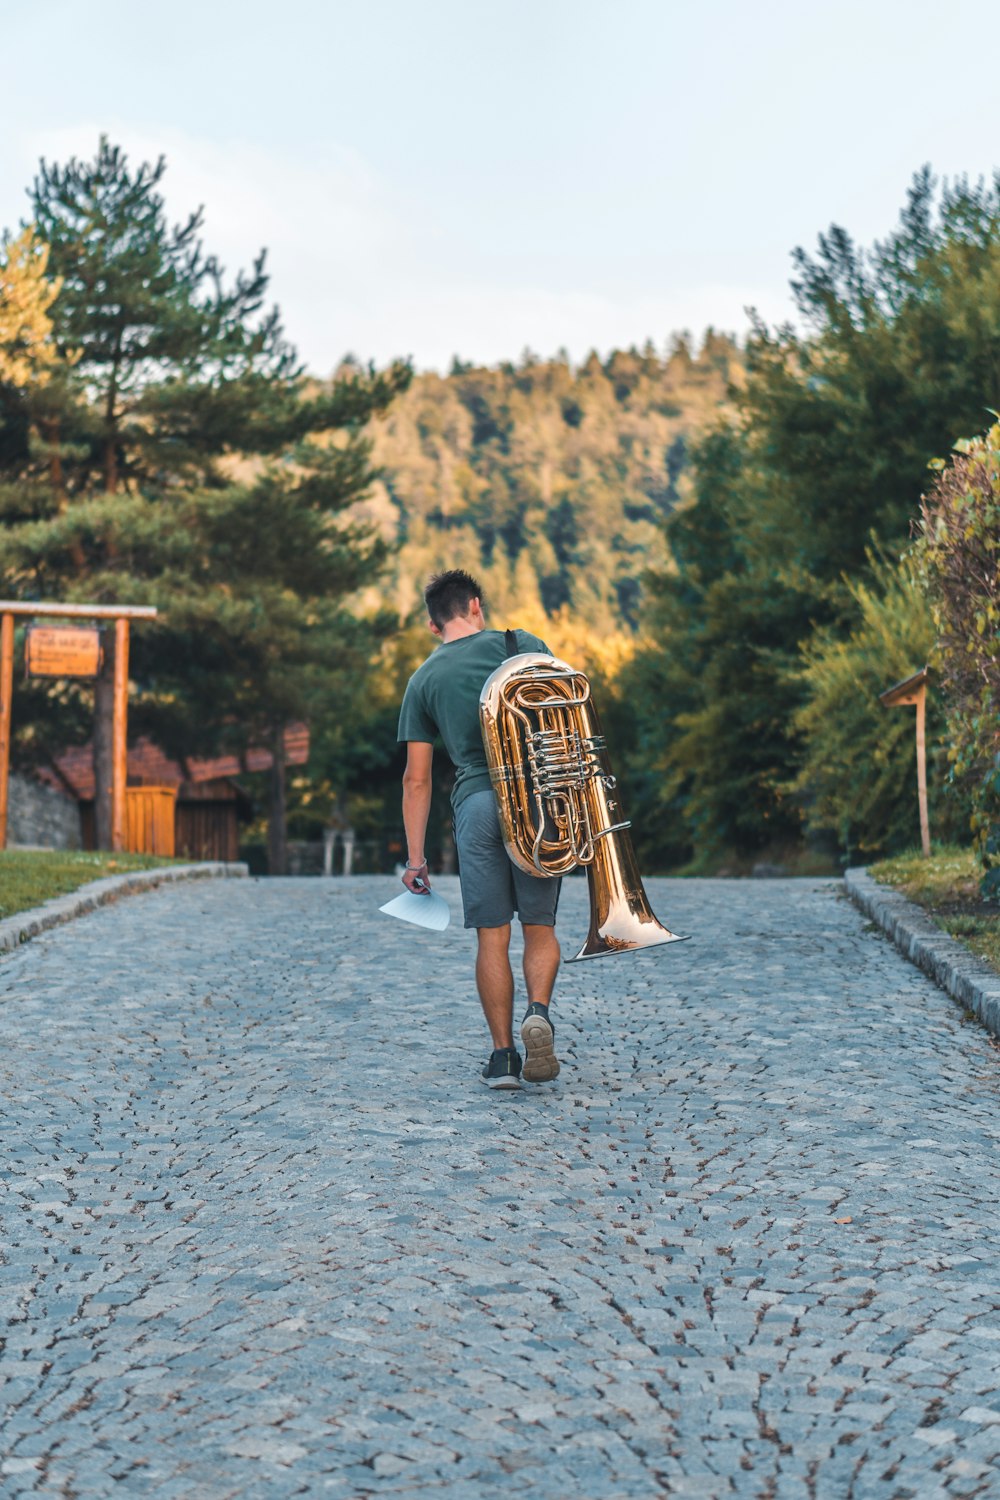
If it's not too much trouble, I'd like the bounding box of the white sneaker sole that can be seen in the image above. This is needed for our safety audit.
[483,1074,522,1090]
[521,1014,560,1082]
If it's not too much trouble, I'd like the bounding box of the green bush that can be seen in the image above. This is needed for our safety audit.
[789,549,965,861]
[917,422,1000,893]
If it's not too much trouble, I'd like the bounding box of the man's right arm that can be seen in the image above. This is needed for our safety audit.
[401,741,434,893]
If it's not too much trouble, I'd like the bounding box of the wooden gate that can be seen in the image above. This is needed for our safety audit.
[125,786,177,856]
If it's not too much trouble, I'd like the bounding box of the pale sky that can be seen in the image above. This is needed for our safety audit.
[2,0,998,374]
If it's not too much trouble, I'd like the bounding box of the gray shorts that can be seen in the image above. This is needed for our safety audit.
[453,789,561,930]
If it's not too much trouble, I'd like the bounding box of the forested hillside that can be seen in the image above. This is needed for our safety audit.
[361,332,739,653]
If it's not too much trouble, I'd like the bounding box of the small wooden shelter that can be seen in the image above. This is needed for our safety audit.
[38,726,309,860]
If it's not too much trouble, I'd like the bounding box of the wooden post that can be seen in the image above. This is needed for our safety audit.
[0,613,14,850]
[915,683,930,858]
[111,617,129,852]
[267,723,288,876]
[880,667,931,858]
[94,630,115,849]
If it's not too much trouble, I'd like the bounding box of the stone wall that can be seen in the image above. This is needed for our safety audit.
[8,773,82,850]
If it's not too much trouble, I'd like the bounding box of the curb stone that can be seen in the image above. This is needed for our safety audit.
[0,861,248,955]
[845,865,1000,1040]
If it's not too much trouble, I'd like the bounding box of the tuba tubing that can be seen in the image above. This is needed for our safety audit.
[480,653,690,962]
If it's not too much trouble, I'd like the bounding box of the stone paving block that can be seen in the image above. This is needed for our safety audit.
[2,874,1000,1496]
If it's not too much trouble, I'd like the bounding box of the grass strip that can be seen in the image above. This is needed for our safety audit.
[0,849,181,921]
[869,845,1000,972]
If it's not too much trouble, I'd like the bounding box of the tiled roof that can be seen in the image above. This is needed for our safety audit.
[37,725,310,801]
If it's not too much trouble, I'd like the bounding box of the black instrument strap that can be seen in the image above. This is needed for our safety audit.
[504,628,520,658]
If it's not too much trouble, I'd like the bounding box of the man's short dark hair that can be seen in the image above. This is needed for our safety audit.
[424,570,485,630]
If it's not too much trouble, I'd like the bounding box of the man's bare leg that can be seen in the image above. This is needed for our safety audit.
[522,923,560,1006]
[476,923,515,1050]
[521,923,561,1081]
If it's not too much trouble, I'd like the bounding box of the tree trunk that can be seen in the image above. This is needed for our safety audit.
[104,439,118,496]
[93,628,115,849]
[267,723,287,876]
[104,348,120,495]
[46,419,86,569]
[47,419,67,507]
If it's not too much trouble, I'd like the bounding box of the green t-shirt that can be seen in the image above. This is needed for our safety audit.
[398,628,550,808]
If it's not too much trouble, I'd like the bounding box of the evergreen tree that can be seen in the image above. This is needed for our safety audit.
[633,170,1000,864]
[0,138,410,862]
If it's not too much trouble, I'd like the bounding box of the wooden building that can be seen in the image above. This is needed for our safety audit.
[38,726,309,860]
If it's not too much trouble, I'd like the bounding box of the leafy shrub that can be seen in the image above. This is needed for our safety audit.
[917,422,1000,893]
[789,548,964,861]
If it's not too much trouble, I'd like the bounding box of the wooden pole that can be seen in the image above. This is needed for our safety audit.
[0,613,14,851]
[111,617,129,852]
[0,601,157,620]
[915,684,930,858]
[267,722,288,875]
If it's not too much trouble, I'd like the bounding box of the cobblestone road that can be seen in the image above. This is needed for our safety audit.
[2,874,1000,1498]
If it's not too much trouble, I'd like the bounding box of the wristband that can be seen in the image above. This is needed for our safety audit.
[405,859,428,871]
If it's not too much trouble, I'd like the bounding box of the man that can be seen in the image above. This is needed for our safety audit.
[398,569,561,1090]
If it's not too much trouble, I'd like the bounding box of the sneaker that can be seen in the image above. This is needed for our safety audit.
[482,1047,522,1090]
[521,1003,560,1082]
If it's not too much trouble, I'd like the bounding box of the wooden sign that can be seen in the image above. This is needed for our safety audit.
[25,625,103,679]
[0,601,157,853]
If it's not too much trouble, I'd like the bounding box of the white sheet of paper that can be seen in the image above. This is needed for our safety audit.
[379,888,451,931]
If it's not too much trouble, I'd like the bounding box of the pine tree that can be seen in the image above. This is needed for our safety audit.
[634,169,1000,864]
[0,138,410,862]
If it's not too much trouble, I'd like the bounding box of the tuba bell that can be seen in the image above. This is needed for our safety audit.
[480,652,689,962]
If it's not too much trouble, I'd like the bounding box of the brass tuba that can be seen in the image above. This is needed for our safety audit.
[480,652,689,962]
